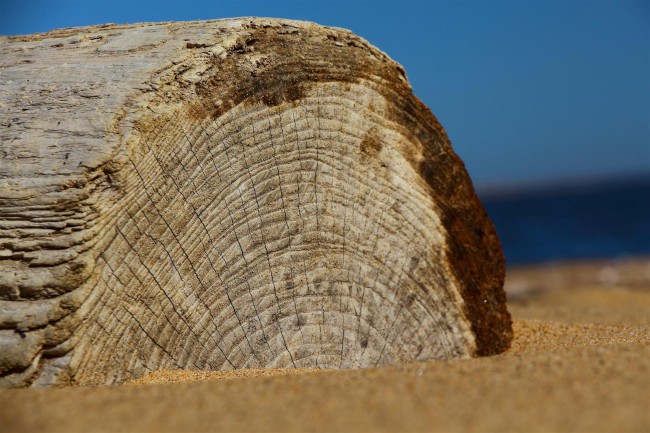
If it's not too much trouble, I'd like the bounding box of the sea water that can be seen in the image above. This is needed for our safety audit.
[481,175,650,265]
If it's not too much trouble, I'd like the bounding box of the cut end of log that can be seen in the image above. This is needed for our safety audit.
[0,18,511,387]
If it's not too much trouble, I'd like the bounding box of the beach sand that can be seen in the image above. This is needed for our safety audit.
[1,257,648,432]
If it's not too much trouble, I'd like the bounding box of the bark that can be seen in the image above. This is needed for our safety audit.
[0,18,512,387]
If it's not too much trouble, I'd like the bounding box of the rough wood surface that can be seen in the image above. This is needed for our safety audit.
[0,18,511,387]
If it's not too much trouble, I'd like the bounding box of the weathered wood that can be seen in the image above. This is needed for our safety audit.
[0,18,512,387]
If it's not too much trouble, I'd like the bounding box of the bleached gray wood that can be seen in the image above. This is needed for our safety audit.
[0,18,511,387]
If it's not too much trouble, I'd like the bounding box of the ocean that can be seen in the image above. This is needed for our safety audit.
[480,175,650,266]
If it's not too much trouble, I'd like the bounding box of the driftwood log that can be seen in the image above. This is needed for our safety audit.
[0,18,512,387]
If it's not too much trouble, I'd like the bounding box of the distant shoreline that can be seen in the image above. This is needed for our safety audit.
[505,255,650,303]
[476,171,650,200]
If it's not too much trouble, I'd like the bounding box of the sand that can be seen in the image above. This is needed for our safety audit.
[1,257,649,432]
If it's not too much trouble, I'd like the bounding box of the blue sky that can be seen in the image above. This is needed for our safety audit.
[2,0,649,188]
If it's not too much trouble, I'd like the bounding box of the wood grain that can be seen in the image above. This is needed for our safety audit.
[0,18,511,387]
